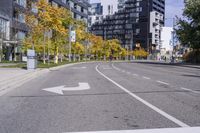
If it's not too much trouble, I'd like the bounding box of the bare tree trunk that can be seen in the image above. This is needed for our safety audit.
[43,34,46,64]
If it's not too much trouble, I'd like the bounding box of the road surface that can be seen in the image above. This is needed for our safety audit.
[0,62,200,133]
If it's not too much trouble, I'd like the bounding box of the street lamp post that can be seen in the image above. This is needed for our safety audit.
[0,38,2,62]
[68,5,72,62]
[172,17,176,63]
[0,26,2,62]
[103,28,106,61]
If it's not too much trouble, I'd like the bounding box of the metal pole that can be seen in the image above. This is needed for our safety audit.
[0,38,2,62]
[172,17,175,63]
[0,26,2,62]
[104,28,106,61]
[147,0,150,54]
[130,31,133,60]
[68,5,72,62]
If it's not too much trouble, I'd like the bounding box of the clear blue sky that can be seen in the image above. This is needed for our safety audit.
[90,0,185,27]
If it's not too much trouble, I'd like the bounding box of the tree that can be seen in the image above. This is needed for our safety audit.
[176,0,200,62]
[24,0,72,64]
[89,35,104,60]
[105,39,122,59]
[132,48,148,59]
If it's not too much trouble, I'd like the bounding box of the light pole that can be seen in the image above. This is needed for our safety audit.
[0,26,3,62]
[68,5,72,62]
[147,0,150,54]
[103,27,106,61]
[0,38,2,62]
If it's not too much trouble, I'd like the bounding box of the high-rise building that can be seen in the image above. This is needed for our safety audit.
[89,0,119,26]
[89,3,103,27]
[118,0,126,11]
[91,0,165,53]
[0,0,91,61]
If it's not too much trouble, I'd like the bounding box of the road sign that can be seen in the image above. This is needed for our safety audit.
[70,30,76,42]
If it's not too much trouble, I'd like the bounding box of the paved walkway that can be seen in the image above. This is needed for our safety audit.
[0,68,33,83]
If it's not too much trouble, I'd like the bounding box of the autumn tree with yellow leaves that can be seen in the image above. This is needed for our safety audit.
[24,0,128,64]
[24,0,73,64]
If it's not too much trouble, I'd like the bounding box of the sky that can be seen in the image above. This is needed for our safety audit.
[90,0,185,27]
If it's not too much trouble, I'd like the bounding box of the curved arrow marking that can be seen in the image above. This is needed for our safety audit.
[43,83,90,95]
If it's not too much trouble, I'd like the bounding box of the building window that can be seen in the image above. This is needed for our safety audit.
[62,0,66,4]
[15,0,27,8]
[31,2,38,13]
[52,1,58,7]
[18,13,25,23]
[17,31,26,40]
[0,18,9,39]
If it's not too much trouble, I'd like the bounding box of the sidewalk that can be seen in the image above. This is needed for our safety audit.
[0,68,32,82]
[0,68,49,96]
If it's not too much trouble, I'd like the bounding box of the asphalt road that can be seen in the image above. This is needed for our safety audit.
[0,62,200,133]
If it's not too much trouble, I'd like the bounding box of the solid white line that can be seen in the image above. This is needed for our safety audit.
[103,68,112,70]
[156,80,170,85]
[95,65,190,127]
[143,76,151,80]
[181,87,200,94]
[64,127,200,133]
[126,72,131,74]
[133,74,139,77]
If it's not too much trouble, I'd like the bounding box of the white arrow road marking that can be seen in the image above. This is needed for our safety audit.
[43,83,90,95]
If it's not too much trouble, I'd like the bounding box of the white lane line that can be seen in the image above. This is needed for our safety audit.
[64,127,200,133]
[103,67,112,70]
[143,76,151,80]
[133,74,139,77]
[96,65,190,127]
[126,72,131,74]
[156,80,170,85]
[181,87,200,94]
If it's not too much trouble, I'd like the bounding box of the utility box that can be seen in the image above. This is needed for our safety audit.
[27,50,37,70]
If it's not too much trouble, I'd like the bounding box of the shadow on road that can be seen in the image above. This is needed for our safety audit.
[7,90,200,98]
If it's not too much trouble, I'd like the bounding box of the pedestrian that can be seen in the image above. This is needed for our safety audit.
[164,56,167,62]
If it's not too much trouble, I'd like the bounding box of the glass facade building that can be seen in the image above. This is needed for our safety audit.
[91,0,165,53]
